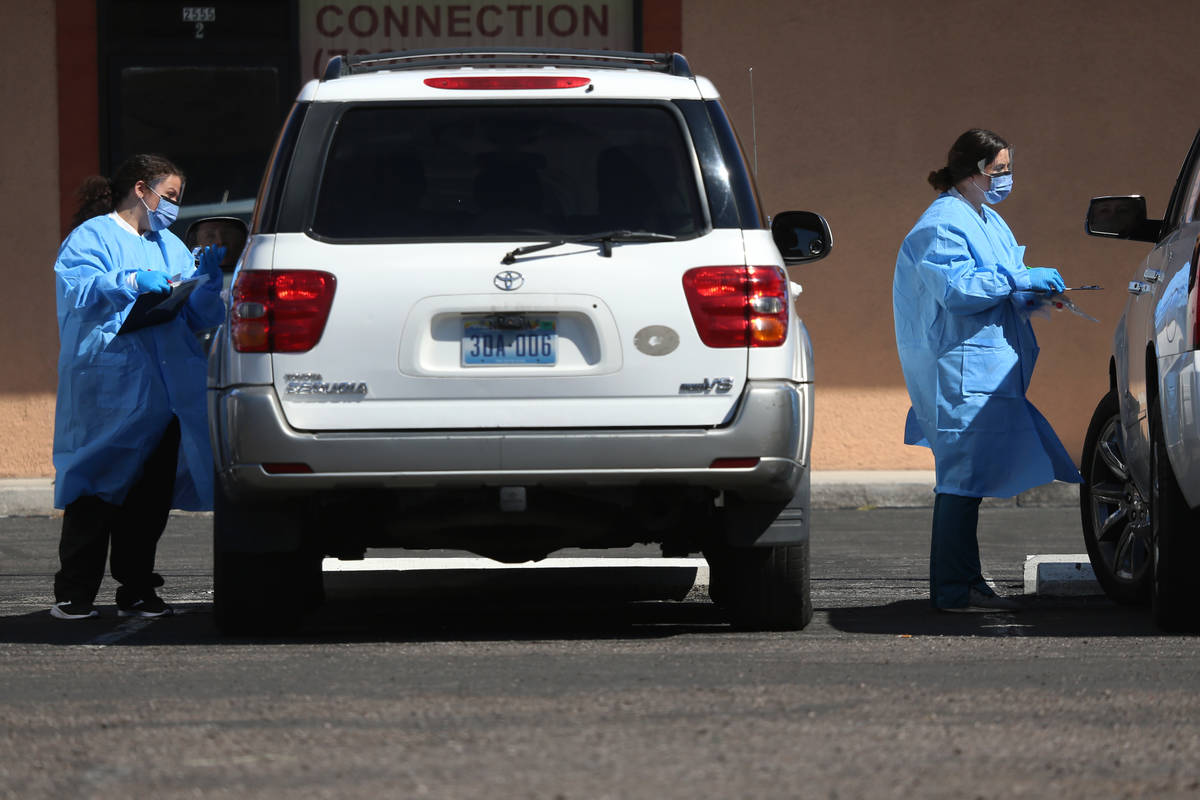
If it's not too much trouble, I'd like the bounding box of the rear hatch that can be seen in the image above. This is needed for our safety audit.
[249,100,773,431]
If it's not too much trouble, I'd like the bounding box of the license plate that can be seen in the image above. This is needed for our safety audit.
[462,316,557,365]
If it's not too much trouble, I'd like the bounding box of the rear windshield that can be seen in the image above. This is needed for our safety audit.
[312,103,706,240]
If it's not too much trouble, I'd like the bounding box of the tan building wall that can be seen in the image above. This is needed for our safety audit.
[0,0,58,477]
[1,0,1197,477]
[683,0,1200,469]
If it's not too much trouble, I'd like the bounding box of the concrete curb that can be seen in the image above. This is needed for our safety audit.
[0,480,59,517]
[808,471,1079,510]
[0,473,1080,516]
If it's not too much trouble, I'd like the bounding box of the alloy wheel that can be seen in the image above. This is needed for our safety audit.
[1087,415,1152,586]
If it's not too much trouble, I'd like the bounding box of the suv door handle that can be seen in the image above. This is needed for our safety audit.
[1129,280,1152,295]
[1143,268,1163,283]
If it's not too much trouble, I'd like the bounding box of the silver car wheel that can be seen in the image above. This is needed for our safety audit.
[1087,415,1152,584]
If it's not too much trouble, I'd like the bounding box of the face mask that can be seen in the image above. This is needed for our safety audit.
[974,173,1013,205]
[141,184,180,231]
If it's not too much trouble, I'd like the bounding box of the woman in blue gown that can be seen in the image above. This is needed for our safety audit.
[893,130,1082,612]
[50,154,225,620]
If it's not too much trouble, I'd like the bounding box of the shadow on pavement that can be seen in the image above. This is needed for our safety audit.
[0,591,732,647]
[824,595,1170,637]
[0,563,737,645]
[0,574,1179,644]
[312,593,731,642]
[1,595,1179,645]
[303,565,731,642]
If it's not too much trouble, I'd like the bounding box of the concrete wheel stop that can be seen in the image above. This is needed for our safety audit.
[1024,554,1104,596]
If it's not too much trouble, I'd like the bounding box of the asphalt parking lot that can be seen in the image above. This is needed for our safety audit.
[1,507,1198,799]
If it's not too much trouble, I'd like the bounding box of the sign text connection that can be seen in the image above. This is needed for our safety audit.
[300,2,635,78]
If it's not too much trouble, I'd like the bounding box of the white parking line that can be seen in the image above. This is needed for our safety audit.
[322,556,706,572]
[85,616,160,647]
[322,556,710,587]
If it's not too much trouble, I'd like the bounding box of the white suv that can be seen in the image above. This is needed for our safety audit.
[207,49,832,634]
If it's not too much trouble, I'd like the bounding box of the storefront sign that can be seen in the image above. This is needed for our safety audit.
[299,1,636,79]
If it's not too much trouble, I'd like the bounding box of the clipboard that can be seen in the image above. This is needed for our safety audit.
[118,275,207,335]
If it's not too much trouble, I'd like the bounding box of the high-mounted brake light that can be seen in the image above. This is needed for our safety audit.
[231,270,337,353]
[423,75,591,90]
[682,266,789,348]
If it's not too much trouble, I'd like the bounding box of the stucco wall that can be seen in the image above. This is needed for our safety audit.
[1,1,1198,478]
[683,0,1199,469]
[0,0,58,477]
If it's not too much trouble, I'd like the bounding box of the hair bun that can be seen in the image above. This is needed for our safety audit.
[927,167,953,192]
[79,175,111,199]
[71,175,117,228]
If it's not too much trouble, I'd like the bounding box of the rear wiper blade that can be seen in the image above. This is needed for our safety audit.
[501,230,677,264]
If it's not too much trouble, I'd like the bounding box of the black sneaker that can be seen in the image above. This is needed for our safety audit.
[940,587,1022,613]
[50,601,99,620]
[117,593,174,618]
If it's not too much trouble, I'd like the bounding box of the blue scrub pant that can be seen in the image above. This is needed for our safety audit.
[930,492,985,609]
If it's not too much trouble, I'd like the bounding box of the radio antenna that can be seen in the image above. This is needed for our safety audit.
[748,66,758,177]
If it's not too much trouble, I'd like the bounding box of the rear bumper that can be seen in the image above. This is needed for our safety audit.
[209,380,812,503]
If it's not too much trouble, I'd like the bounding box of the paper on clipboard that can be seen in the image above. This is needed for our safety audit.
[118,274,208,335]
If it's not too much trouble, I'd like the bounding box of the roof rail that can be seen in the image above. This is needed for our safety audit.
[321,48,692,81]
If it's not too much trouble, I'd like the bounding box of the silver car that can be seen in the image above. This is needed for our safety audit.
[1080,129,1200,630]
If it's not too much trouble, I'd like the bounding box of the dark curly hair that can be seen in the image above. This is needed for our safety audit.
[71,153,185,228]
[927,129,1009,192]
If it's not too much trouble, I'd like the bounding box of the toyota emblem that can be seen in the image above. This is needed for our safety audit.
[493,270,524,291]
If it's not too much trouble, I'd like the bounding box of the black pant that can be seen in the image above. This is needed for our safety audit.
[54,417,180,606]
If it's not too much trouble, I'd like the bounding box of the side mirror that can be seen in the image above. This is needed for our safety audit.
[1085,196,1160,243]
[184,216,249,271]
[770,210,833,264]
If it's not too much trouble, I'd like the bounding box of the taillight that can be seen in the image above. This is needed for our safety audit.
[1191,279,1199,351]
[1189,235,1200,350]
[681,266,789,348]
[231,270,336,353]
[424,76,590,90]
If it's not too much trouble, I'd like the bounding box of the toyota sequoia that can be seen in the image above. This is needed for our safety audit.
[207,48,833,634]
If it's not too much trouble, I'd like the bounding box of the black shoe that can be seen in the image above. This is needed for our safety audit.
[50,601,99,620]
[117,593,173,618]
[940,587,1022,613]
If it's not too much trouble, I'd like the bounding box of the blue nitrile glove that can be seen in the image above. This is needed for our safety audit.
[193,245,226,284]
[135,270,171,295]
[1027,267,1066,294]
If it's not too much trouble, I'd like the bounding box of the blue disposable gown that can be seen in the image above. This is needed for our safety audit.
[53,214,224,510]
[893,193,1082,497]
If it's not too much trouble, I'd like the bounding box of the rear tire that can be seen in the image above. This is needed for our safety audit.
[1149,403,1200,632]
[212,478,323,636]
[706,542,812,631]
[213,549,322,636]
[1079,389,1152,605]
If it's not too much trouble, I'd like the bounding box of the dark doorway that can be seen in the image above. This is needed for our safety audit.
[98,1,299,232]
